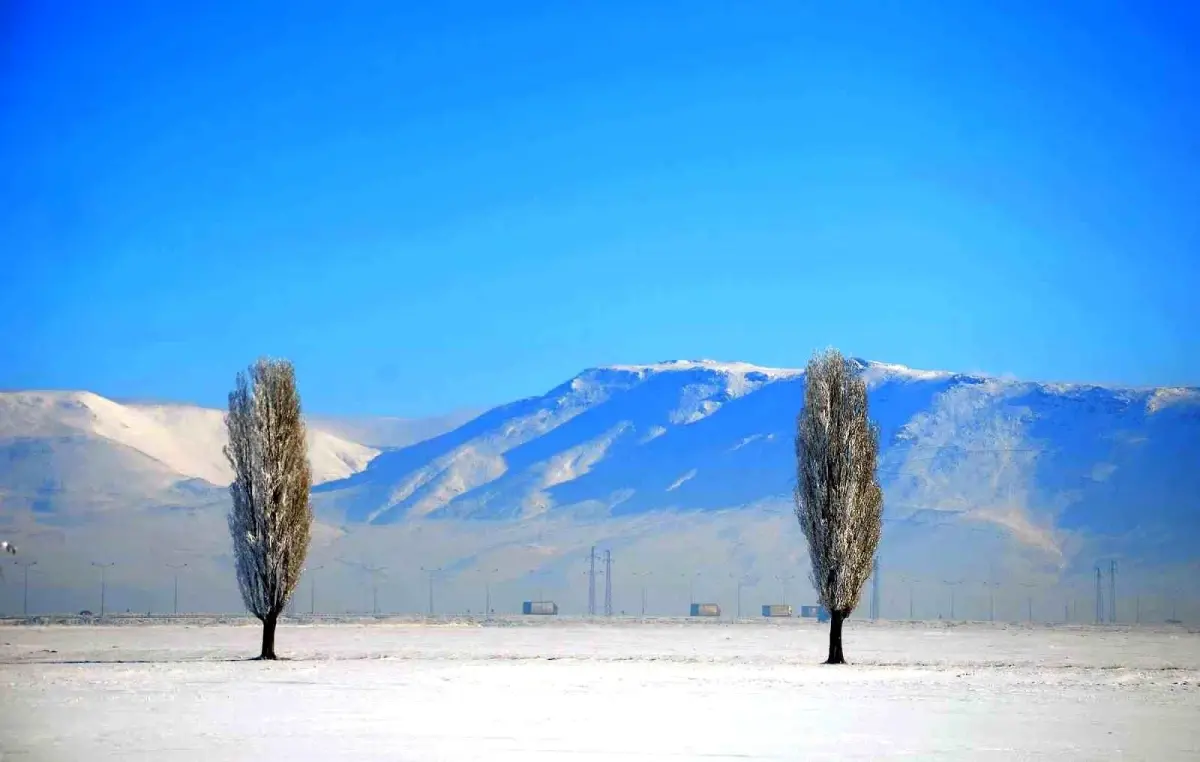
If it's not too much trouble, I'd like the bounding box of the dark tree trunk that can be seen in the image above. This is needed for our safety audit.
[825,610,847,664]
[260,610,279,660]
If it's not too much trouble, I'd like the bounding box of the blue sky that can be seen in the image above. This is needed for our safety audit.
[2,1,1197,416]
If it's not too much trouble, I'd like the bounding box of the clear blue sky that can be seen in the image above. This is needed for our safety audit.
[2,1,1197,416]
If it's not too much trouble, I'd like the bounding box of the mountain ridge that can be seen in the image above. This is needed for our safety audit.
[307,359,1199,569]
[3,359,1197,615]
[4,360,1197,533]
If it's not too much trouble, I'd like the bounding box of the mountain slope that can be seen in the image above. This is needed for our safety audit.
[0,391,380,490]
[314,359,1200,567]
[3,361,1198,617]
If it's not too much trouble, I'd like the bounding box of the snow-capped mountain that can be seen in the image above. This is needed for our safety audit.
[2,360,1197,617]
[0,391,379,491]
[311,358,1200,564]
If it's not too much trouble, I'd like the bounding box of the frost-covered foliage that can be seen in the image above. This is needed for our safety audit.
[794,348,883,663]
[224,358,312,658]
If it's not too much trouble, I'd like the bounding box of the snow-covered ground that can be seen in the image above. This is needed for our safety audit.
[2,619,1197,760]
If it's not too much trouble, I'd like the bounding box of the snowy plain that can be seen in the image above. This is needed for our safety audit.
[2,618,1198,761]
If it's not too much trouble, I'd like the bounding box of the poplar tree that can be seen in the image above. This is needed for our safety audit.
[225,358,312,659]
[794,348,883,664]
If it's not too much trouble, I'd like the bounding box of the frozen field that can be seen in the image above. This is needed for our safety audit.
[2,618,1198,760]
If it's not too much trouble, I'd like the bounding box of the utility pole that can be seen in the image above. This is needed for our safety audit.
[365,565,387,616]
[943,580,963,620]
[16,560,36,616]
[632,571,652,616]
[899,577,918,620]
[166,563,187,615]
[308,565,324,616]
[420,566,440,616]
[528,568,548,604]
[1109,560,1117,624]
[1019,582,1036,623]
[587,546,598,616]
[1095,566,1103,624]
[478,567,498,619]
[92,562,114,617]
[339,559,386,616]
[730,573,747,619]
[603,550,613,617]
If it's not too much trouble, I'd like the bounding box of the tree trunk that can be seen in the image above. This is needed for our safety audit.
[260,610,279,660]
[825,610,846,664]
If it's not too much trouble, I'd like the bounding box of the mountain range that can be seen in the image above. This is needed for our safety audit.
[314,359,1199,551]
[2,359,1197,617]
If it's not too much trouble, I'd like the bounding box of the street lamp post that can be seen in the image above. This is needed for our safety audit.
[943,580,963,620]
[167,563,188,615]
[774,573,795,607]
[682,571,701,607]
[631,571,652,616]
[308,565,325,616]
[477,567,499,619]
[338,559,386,616]
[527,569,550,604]
[1019,582,1037,623]
[421,566,442,616]
[365,565,387,616]
[899,576,919,620]
[92,562,115,617]
[16,560,36,616]
[982,581,998,623]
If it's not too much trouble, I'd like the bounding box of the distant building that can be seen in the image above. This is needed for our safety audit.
[690,603,720,617]
[800,605,830,622]
[522,601,558,615]
[762,604,793,617]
